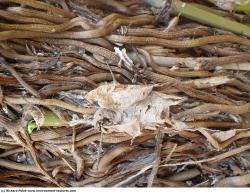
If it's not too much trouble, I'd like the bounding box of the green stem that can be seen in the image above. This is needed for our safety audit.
[206,0,250,13]
[27,110,67,134]
[171,0,250,37]
[235,4,250,13]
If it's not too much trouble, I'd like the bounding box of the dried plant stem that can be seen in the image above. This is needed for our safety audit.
[161,144,250,167]
[0,58,40,97]
[215,173,250,187]
[4,96,96,115]
[147,131,163,187]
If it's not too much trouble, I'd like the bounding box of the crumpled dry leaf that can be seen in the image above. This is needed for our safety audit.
[86,84,154,110]
[104,119,142,137]
[86,84,186,137]
[212,130,237,142]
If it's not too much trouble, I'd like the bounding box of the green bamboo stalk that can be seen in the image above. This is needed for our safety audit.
[171,0,250,37]
[206,0,250,13]
[145,0,250,37]
[237,4,250,12]
[27,110,67,134]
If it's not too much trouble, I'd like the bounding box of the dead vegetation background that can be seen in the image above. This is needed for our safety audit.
[0,0,250,187]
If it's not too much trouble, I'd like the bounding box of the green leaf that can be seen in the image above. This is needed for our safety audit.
[27,120,37,134]
[26,110,67,134]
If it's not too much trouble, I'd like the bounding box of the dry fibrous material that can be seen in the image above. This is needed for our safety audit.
[0,0,249,188]
[86,84,186,137]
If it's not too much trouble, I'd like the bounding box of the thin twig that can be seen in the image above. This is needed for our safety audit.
[147,131,164,187]
[114,165,153,187]
[4,96,96,115]
[0,57,40,97]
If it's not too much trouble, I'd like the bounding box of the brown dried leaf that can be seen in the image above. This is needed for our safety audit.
[104,119,142,139]
[212,130,236,143]
[87,84,186,137]
[85,84,153,110]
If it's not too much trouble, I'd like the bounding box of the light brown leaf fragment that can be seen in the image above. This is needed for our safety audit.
[87,84,186,137]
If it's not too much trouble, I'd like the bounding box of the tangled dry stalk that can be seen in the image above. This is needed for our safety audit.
[0,0,250,188]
